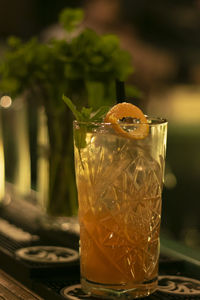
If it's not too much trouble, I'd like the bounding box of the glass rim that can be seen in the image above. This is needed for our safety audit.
[73,116,168,126]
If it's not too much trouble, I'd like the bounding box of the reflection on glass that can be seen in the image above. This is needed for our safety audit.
[13,98,31,196]
[36,106,49,211]
[0,113,5,203]
[2,97,31,198]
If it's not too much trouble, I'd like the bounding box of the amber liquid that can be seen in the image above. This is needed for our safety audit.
[79,196,160,290]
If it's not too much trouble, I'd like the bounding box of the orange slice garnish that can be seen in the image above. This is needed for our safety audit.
[104,102,149,139]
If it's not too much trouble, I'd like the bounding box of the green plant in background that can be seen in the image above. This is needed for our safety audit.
[0,8,136,216]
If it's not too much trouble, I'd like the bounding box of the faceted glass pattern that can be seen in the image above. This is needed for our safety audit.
[74,119,167,299]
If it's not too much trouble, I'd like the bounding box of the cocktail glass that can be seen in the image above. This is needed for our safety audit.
[73,117,167,299]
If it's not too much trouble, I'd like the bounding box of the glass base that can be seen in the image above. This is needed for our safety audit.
[81,277,157,299]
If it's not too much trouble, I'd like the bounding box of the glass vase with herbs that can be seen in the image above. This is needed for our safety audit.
[0,8,137,217]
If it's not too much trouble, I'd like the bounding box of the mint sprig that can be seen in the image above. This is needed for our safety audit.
[63,95,109,150]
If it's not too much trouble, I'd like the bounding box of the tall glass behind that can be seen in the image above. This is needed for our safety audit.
[0,95,77,219]
[74,118,167,299]
[0,96,31,204]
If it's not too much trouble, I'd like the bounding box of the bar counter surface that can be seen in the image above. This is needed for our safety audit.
[0,195,200,299]
[0,269,43,300]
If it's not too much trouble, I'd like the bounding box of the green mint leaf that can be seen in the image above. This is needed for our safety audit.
[63,94,110,123]
[80,106,93,121]
[90,106,110,122]
[62,95,82,120]
[63,95,87,152]
[74,127,87,150]
[7,36,22,48]
[59,8,84,32]
[63,95,110,156]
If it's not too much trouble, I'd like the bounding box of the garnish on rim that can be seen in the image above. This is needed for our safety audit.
[63,95,109,150]
[104,102,149,139]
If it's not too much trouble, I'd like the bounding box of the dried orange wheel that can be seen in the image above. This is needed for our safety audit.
[104,102,149,139]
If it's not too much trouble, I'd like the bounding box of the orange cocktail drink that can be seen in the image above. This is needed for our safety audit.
[73,103,167,299]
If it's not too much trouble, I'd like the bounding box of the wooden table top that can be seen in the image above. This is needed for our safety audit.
[0,270,43,300]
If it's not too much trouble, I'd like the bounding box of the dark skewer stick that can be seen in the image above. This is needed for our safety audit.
[115,80,125,103]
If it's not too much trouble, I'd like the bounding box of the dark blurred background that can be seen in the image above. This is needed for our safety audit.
[0,0,200,252]
[0,0,83,39]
